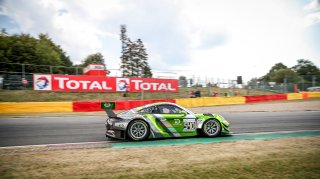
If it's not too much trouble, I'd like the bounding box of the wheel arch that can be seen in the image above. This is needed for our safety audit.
[200,118,222,137]
[126,118,151,139]
[198,117,222,129]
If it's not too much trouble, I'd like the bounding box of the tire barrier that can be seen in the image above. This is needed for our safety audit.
[0,102,73,113]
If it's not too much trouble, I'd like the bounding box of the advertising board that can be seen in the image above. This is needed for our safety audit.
[33,74,178,92]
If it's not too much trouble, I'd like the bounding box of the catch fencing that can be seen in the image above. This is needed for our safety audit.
[1,62,319,96]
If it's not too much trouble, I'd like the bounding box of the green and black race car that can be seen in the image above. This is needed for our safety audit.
[105,102,230,141]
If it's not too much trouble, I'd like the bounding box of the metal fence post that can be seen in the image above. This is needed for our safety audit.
[284,76,287,93]
[141,80,144,100]
[21,64,25,78]
[141,89,144,100]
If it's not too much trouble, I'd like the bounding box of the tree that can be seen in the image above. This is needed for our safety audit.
[120,25,130,77]
[81,52,105,67]
[179,76,188,87]
[136,39,152,77]
[0,28,8,36]
[292,59,320,82]
[261,63,288,81]
[269,63,288,72]
[38,33,73,67]
[119,25,152,77]
[268,68,301,83]
[0,31,73,74]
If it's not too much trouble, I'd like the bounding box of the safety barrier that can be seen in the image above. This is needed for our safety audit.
[0,102,73,113]
[1,92,319,114]
[175,97,245,108]
[245,94,287,103]
[287,93,303,100]
[302,92,309,99]
[73,99,176,112]
[115,99,176,110]
[202,97,245,106]
[307,92,320,98]
[73,101,101,112]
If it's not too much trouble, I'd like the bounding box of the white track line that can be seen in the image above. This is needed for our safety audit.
[0,129,319,150]
[231,129,320,136]
[0,141,118,150]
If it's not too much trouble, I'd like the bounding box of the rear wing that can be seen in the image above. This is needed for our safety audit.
[101,102,117,118]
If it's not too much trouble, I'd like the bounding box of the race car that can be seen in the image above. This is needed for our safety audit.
[105,102,230,141]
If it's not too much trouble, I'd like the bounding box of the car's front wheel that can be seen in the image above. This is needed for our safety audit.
[127,119,150,141]
[202,119,221,137]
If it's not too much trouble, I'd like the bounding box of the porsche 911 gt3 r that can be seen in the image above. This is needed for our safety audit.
[105,102,230,141]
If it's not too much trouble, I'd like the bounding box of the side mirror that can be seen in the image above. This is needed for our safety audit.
[180,111,187,117]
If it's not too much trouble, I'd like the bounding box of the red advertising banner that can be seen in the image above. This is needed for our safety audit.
[33,74,178,92]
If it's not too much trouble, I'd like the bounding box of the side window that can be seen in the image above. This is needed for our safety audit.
[139,106,159,114]
[158,105,185,114]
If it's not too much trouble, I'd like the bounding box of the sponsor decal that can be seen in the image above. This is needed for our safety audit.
[54,76,113,91]
[101,102,116,109]
[130,79,176,92]
[48,75,116,92]
[33,75,52,90]
[116,78,130,92]
[33,74,178,92]
[174,119,181,125]
[183,119,196,131]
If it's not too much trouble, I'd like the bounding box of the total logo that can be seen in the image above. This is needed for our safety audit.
[131,80,176,91]
[34,75,52,90]
[116,78,130,92]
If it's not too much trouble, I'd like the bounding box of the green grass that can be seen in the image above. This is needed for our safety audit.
[0,87,276,102]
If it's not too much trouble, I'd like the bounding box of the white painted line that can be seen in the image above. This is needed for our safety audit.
[231,129,320,136]
[0,129,319,150]
[0,141,118,150]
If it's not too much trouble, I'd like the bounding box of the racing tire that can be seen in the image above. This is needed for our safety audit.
[127,119,150,141]
[201,119,221,137]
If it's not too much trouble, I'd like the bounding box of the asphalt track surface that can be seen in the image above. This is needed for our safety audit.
[0,111,319,147]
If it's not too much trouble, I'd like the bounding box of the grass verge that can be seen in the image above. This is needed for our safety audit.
[0,137,319,178]
[0,87,275,102]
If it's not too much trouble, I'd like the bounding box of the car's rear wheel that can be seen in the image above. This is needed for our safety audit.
[127,119,150,141]
[202,119,221,137]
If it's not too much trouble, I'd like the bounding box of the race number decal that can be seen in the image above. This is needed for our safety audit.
[183,119,196,131]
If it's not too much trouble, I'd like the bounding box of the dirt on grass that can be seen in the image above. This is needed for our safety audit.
[0,137,319,178]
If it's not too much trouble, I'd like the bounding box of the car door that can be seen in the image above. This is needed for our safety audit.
[138,105,173,137]
[156,104,197,137]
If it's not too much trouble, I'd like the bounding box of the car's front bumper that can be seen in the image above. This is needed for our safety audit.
[221,121,230,135]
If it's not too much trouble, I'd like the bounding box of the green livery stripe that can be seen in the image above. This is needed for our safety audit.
[145,114,170,137]
[152,114,177,138]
